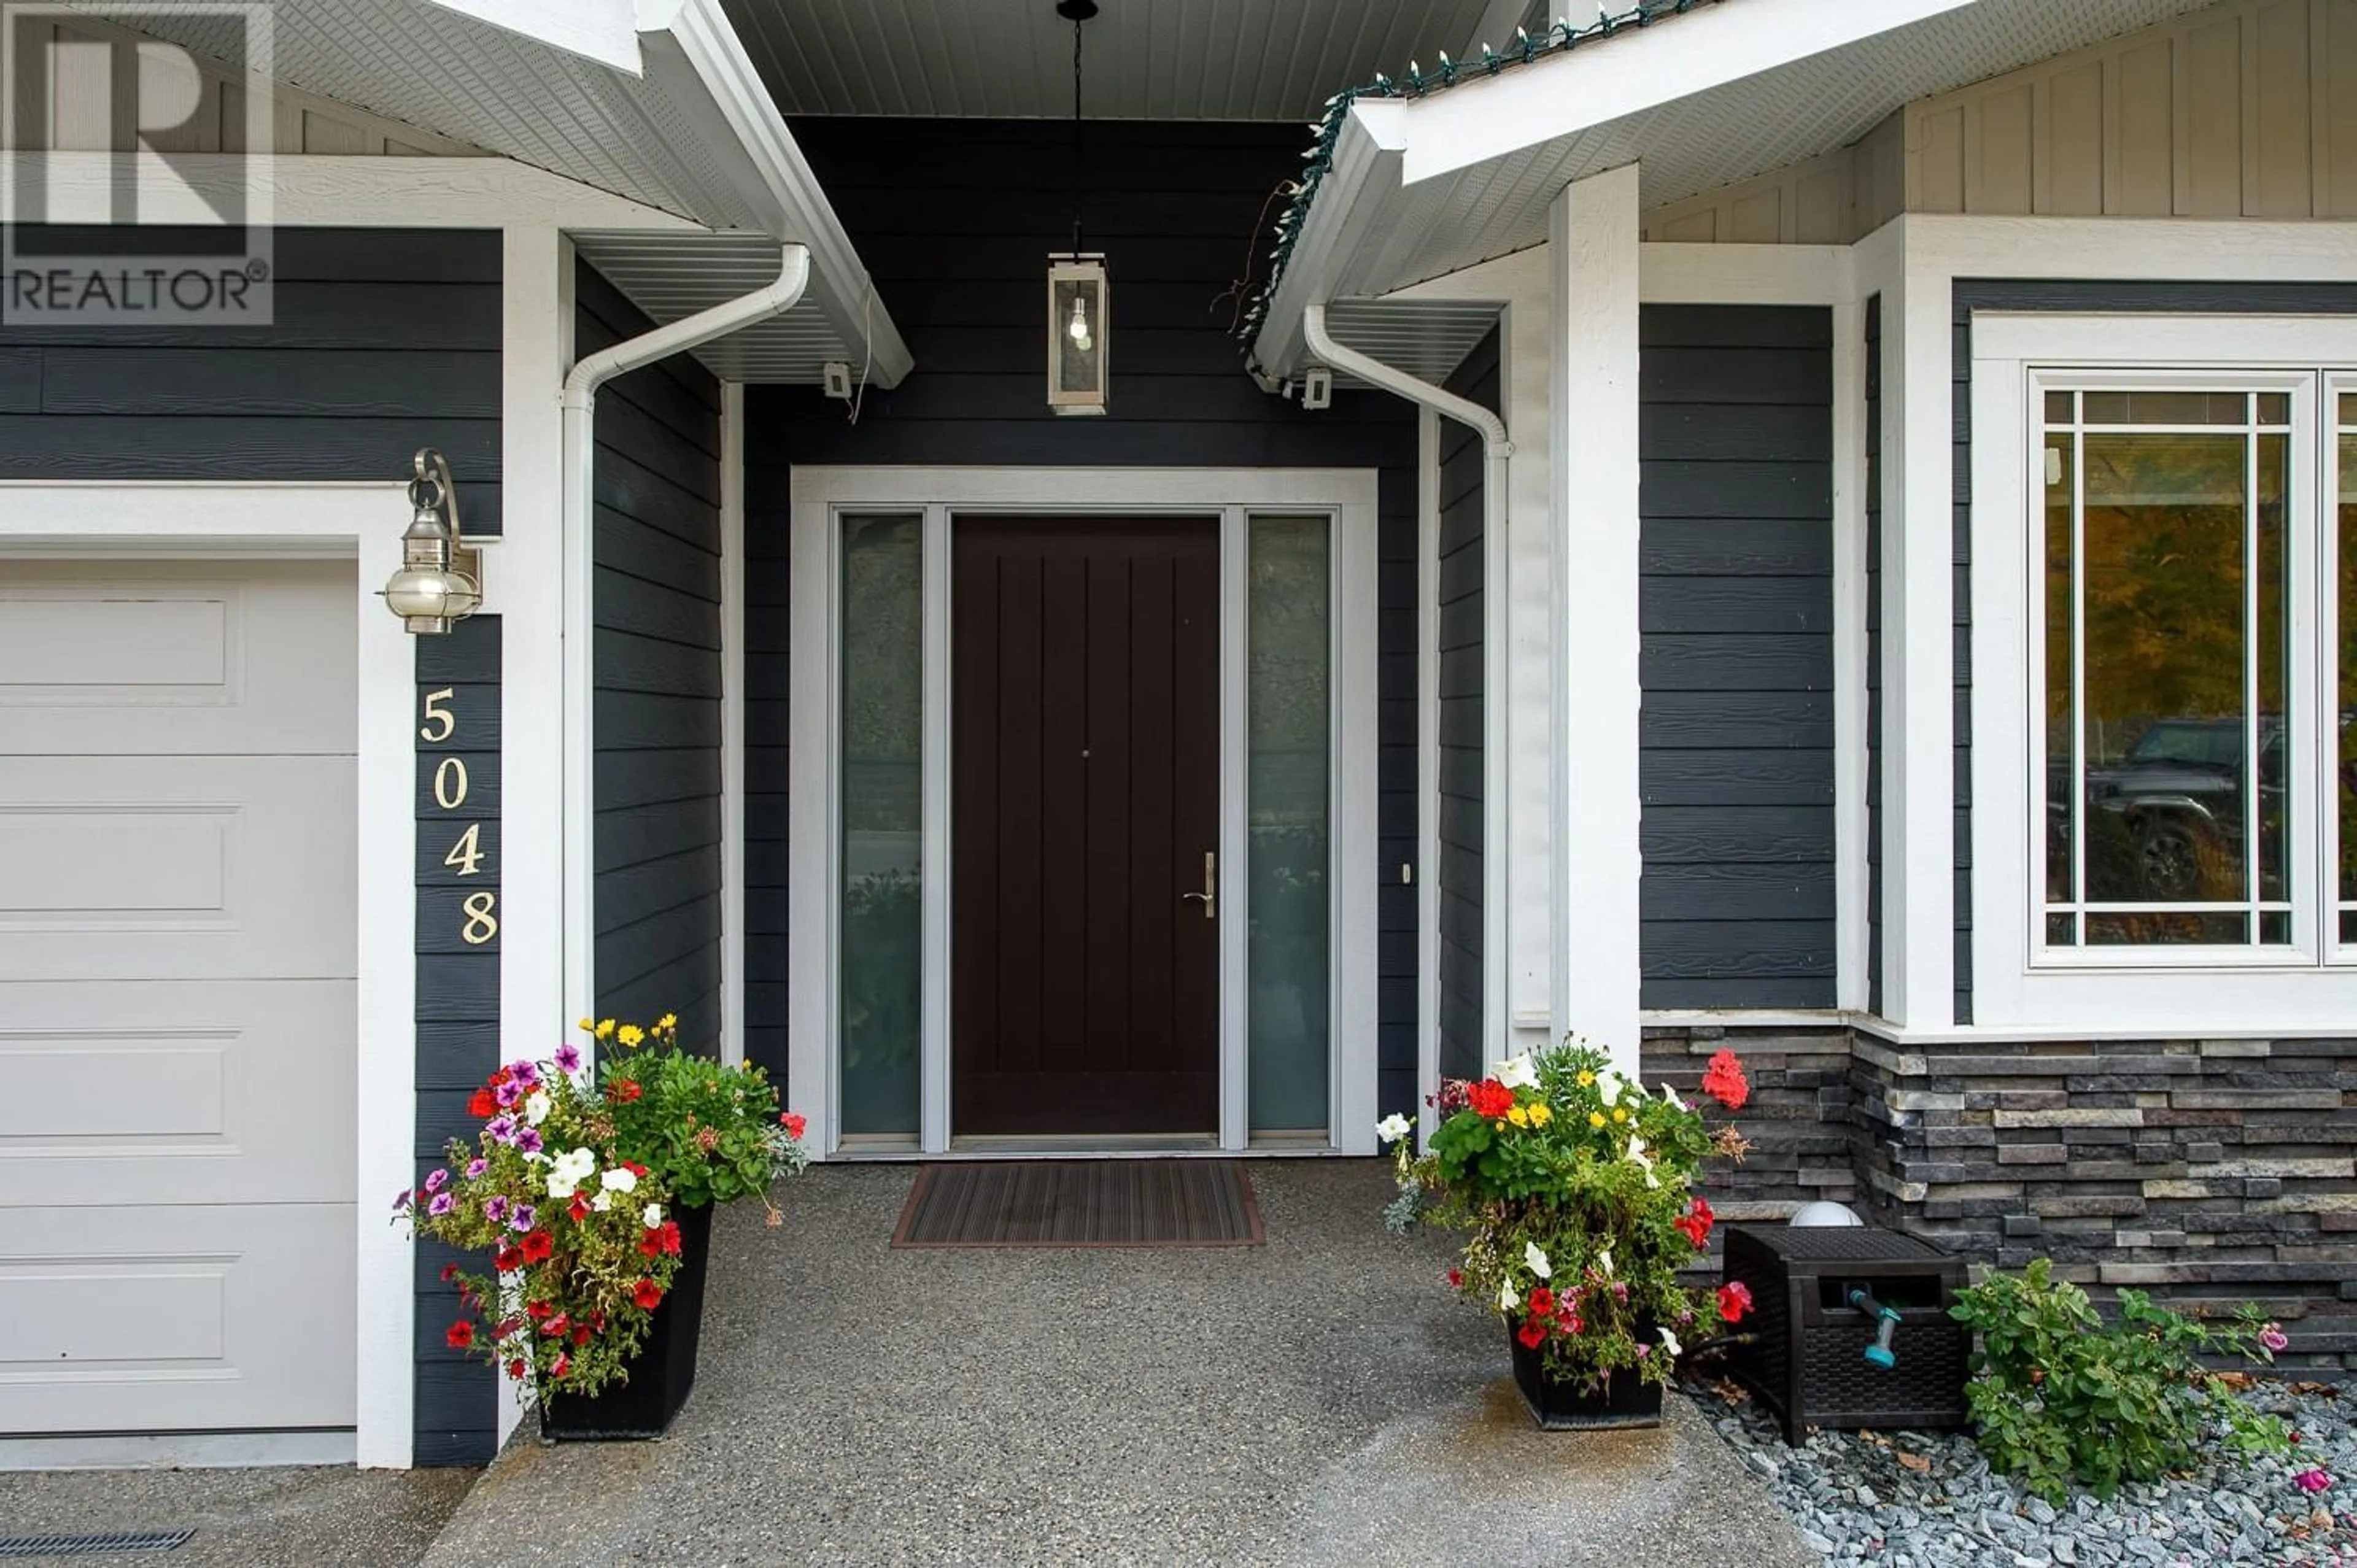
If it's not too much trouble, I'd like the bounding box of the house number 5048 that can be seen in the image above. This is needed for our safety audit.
[422,686,496,947]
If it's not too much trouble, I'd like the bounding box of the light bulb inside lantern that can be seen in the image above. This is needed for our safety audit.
[1067,294,1092,352]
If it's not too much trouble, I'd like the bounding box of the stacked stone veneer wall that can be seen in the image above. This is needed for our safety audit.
[1643,1025,2357,1369]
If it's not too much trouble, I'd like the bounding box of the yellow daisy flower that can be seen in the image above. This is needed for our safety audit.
[657,1012,678,1033]
[1587,1111,1606,1129]
[1576,1070,1595,1087]
[576,1017,594,1032]
[1528,1103,1553,1126]
[617,1023,646,1048]
[594,1018,616,1040]
[1612,1107,1630,1123]
[1507,1105,1530,1127]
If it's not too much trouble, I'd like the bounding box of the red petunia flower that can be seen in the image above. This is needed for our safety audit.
[439,1262,459,1282]
[1528,1287,1556,1318]
[588,1310,607,1332]
[1516,1319,1547,1350]
[519,1229,555,1264]
[1701,1049,1749,1111]
[659,1221,682,1256]
[1465,1079,1515,1119]
[1674,1196,1716,1249]
[489,1067,512,1088]
[541,1313,569,1337]
[1559,1312,1584,1336]
[632,1278,664,1310]
[571,1326,591,1347]
[550,1353,571,1380]
[1717,1280,1754,1323]
[505,1359,527,1380]
[625,1161,648,1178]
[638,1229,662,1258]
[468,1088,498,1118]
[781,1111,808,1140]
[445,1320,474,1350]
[494,1246,526,1273]
[525,1299,552,1321]
[606,1078,643,1104]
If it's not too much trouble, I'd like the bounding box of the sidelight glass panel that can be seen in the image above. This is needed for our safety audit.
[2342,395,2357,945]
[2042,393,2293,949]
[1247,514,1331,1135]
[839,514,923,1137]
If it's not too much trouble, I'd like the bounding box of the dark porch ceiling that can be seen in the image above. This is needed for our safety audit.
[720,0,1519,121]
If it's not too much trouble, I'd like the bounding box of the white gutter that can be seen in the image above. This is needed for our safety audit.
[1302,301,1514,1073]
[558,244,810,1031]
[1248,106,1405,384]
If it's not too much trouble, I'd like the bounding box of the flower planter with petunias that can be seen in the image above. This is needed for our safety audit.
[394,1014,808,1440]
[1380,1039,1754,1429]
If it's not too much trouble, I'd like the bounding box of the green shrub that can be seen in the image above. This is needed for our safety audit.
[1948,1258,2291,1502]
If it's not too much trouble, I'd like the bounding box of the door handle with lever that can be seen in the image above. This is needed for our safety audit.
[1180,851,1215,919]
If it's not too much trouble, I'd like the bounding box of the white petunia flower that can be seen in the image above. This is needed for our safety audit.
[1495,1052,1538,1090]
[1658,1326,1683,1358]
[1523,1241,1552,1279]
[642,1203,664,1229]
[1376,1113,1413,1145]
[1498,1281,1520,1313]
[1658,1081,1690,1112]
[599,1166,638,1193]
[523,1090,551,1126]
[544,1146,596,1200]
[592,1191,613,1212]
[1596,1066,1625,1105]
[1595,1248,1614,1277]
[1626,1135,1662,1189]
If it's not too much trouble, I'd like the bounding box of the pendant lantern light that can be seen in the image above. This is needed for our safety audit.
[1047,0,1107,415]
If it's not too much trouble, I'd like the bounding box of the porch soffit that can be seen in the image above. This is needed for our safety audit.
[721,0,1501,122]
[62,0,906,384]
[1252,0,2221,377]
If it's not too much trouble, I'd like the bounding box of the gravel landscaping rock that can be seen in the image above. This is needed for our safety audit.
[1695,1378,2357,1566]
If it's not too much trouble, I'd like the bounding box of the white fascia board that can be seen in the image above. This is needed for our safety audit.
[425,0,644,74]
[1398,0,1978,186]
[648,0,914,387]
[1247,102,1407,380]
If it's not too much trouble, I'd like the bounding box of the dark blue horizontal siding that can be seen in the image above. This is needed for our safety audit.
[1639,304,1836,1010]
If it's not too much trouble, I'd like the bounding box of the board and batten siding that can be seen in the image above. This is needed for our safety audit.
[1637,304,1836,1010]
[582,260,727,1053]
[1645,0,2357,242]
[0,223,503,1466]
[742,117,1421,1122]
[1436,327,1494,1083]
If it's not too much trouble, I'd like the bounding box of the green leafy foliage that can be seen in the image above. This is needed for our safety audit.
[1948,1258,2291,1503]
[587,1014,810,1215]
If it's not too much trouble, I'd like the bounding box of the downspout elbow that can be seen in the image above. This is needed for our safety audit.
[562,243,810,410]
[1301,302,1511,458]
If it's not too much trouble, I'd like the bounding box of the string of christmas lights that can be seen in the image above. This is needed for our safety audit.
[1236,0,1716,346]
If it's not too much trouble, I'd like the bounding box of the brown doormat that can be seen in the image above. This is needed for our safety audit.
[890,1160,1264,1248]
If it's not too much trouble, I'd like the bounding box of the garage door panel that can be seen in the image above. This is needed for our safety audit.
[0,756,355,981]
[0,561,355,756]
[0,981,354,1208]
[0,1203,355,1433]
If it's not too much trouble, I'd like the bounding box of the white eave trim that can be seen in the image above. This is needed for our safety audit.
[1247,102,1406,384]
[1398,0,1977,185]
[648,0,913,387]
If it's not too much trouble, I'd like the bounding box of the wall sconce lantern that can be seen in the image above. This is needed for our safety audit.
[1047,0,1107,415]
[379,447,482,635]
[1047,252,1108,415]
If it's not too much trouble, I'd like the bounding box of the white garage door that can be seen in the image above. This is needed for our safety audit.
[0,559,358,1435]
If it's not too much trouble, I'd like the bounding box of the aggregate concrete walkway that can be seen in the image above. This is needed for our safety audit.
[0,1464,473,1566]
[423,1159,1814,1568]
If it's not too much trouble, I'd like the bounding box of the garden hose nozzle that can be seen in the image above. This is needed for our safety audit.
[1848,1287,1902,1369]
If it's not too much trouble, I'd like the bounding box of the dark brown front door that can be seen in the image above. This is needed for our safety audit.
[951,516,1220,1137]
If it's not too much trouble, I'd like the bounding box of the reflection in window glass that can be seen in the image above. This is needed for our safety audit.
[2343,395,2357,946]
[2042,395,2292,948]
[840,514,923,1137]
[1247,516,1331,1135]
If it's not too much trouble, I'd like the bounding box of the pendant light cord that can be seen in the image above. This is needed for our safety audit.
[1070,12,1084,255]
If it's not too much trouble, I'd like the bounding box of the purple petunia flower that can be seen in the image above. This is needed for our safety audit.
[424,1168,449,1194]
[516,1128,544,1156]
[484,1195,509,1222]
[506,1059,541,1088]
[509,1205,536,1233]
[485,1114,519,1145]
[427,1191,455,1217]
[493,1079,524,1109]
[553,1043,582,1075]
[392,1189,411,1211]
[465,1159,488,1179]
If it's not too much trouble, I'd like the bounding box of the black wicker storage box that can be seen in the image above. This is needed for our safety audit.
[1722,1225,1970,1445]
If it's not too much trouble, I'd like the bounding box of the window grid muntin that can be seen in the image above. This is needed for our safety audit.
[2033,373,2321,964]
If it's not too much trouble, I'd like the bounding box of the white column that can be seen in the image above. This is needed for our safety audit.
[495,226,571,1446]
[719,380,746,1068]
[1498,279,1552,1060]
[1879,261,1956,1029]
[1547,163,1643,1075]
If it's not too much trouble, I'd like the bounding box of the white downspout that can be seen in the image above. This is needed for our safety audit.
[559,243,810,1030]
[1301,303,1515,1075]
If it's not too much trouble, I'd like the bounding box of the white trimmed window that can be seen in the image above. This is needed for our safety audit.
[1968,314,2357,1033]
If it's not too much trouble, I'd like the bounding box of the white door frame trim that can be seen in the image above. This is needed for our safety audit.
[0,480,415,1468]
[786,465,1382,1159]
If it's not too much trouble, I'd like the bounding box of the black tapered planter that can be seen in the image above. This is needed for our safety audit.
[540,1201,713,1441]
[1507,1323,1665,1431]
